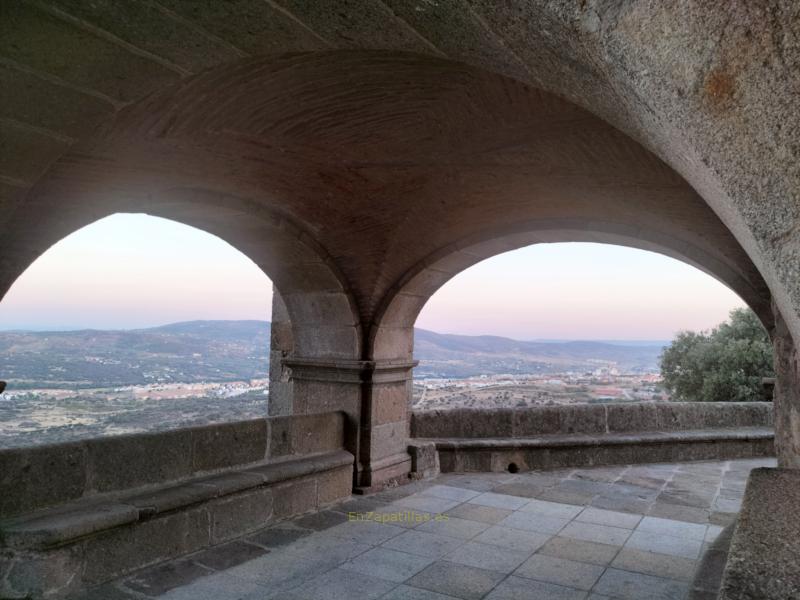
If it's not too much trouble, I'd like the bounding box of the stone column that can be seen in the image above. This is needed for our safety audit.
[358,359,417,492]
[282,357,417,491]
[268,289,293,416]
[772,301,800,468]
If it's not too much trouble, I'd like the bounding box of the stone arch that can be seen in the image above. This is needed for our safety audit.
[369,220,774,361]
[0,186,361,361]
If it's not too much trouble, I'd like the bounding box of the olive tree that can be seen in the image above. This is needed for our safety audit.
[660,308,774,402]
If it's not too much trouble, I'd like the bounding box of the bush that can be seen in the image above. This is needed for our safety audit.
[660,308,774,402]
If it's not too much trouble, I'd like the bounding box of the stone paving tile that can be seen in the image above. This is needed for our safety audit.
[637,516,708,541]
[246,525,311,549]
[341,547,434,582]
[559,521,631,546]
[521,498,583,519]
[191,540,269,571]
[515,554,604,590]
[467,492,530,510]
[382,530,465,558]
[276,567,395,600]
[81,584,146,600]
[223,550,343,590]
[472,525,551,553]
[490,481,549,498]
[709,511,737,526]
[611,548,697,581]
[406,561,506,600]
[415,516,490,539]
[647,501,710,524]
[536,536,620,566]
[593,567,688,600]
[392,494,462,514]
[705,524,724,542]
[590,494,652,514]
[283,530,373,559]
[484,575,587,600]
[575,506,642,529]
[293,509,349,531]
[446,503,511,524]
[381,585,462,600]
[421,485,481,502]
[571,466,627,483]
[332,496,388,514]
[323,518,407,545]
[713,497,742,512]
[125,560,212,596]
[499,510,570,535]
[625,530,703,560]
[445,541,531,573]
[154,572,268,600]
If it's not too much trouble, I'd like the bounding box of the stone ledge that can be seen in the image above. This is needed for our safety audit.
[719,468,800,600]
[423,428,774,473]
[0,450,353,551]
[422,427,775,450]
[411,402,773,439]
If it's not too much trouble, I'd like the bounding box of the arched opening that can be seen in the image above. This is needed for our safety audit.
[411,241,765,410]
[0,213,274,447]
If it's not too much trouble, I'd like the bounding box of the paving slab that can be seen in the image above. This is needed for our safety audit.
[521,499,583,519]
[575,507,641,529]
[484,575,587,600]
[514,554,604,590]
[421,485,481,502]
[341,547,434,582]
[190,540,269,571]
[593,568,688,600]
[559,521,630,546]
[446,503,511,524]
[246,526,311,549]
[611,548,696,581]
[125,560,212,596]
[445,541,530,573]
[472,525,551,553]
[381,585,463,600]
[625,530,703,560]
[406,561,506,600]
[415,516,490,539]
[277,567,395,600]
[499,510,570,535]
[382,530,464,558]
[467,492,530,510]
[537,536,620,566]
[637,516,708,541]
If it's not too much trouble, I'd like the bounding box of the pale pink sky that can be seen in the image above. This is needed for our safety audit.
[0,214,745,340]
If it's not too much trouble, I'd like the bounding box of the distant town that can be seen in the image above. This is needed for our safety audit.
[0,320,669,447]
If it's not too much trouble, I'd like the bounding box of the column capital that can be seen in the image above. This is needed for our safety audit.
[283,357,418,384]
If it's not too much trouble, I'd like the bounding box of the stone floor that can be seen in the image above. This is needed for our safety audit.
[80,457,776,600]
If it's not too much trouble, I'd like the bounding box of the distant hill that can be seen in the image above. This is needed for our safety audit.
[0,320,665,388]
[413,329,665,377]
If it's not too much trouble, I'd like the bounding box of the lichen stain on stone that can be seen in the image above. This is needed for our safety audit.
[704,67,736,109]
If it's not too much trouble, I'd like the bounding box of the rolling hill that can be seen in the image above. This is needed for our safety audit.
[0,321,666,388]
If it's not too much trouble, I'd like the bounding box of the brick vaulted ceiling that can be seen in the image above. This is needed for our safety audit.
[1,1,797,341]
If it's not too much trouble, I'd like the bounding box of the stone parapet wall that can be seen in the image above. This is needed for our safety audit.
[411,402,773,439]
[0,412,346,519]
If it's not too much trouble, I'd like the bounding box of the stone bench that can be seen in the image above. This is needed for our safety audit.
[411,402,774,472]
[0,412,354,599]
[718,468,800,600]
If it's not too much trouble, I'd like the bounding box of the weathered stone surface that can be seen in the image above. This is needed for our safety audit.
[208,488,273,544]
[272,478,317,520]
[0,442,86,518]
[268,412,346,459]
[86,429,193,493]
[192,419,267,472]
[720,468,800,600]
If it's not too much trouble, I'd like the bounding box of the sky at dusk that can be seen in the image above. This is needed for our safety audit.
[0,214,745,340]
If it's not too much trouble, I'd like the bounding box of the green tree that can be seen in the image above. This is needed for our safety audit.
[660,308,774,402]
